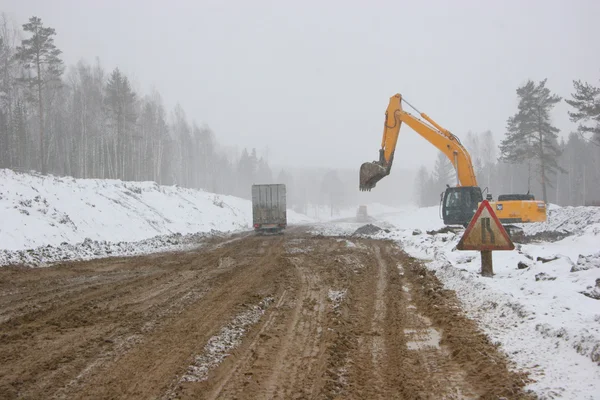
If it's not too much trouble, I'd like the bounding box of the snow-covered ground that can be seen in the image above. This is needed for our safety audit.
[354,204,600,399]
[308,204,441,237]
[0,169,313,265]
[303,202,407,222]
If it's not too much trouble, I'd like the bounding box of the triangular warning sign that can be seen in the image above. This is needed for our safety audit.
[456,200,515,251]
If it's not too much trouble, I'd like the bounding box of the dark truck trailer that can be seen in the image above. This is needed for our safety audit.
[252,184,287,234]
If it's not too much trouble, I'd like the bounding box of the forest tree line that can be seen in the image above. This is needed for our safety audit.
[416,78,600,207]
[0,14,275,200]
[1,15,599,210]
[0,13,408,214]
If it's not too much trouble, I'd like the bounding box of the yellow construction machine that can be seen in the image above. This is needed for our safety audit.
[359,93,547,228]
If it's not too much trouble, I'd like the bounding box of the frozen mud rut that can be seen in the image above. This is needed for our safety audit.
[0,228,533,399]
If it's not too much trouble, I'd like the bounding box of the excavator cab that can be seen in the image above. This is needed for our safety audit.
[441,186,483,227]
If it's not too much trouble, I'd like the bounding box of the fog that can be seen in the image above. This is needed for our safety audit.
[2,0,599,209]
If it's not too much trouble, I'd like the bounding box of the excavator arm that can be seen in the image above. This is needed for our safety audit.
[359,93,478,191]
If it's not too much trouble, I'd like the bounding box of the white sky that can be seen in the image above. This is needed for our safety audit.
[3,0,599,171]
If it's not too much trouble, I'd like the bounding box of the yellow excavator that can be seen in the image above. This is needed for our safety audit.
[359,93,547,227]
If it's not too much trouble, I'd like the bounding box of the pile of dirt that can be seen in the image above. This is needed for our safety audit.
[352,224,388,236]
[0,230,226,267]
[426,226,464,235]
[518,230,571,244]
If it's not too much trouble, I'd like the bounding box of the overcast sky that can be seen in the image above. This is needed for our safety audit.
[3,0,599,172]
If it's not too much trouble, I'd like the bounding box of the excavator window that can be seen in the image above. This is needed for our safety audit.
[442,187,483,226]
[446,191,460,208]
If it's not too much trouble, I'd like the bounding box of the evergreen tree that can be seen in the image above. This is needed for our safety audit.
[415,165,430,207]
[13,99,27,168]
[480,130,496,191]
[277,168,294,205]
[276,169,291,185]
[14,16,64,174]
[256,157,272,183]
[171,104,192,185]
[249,148,259,181]
[321,169,345,216]
[236,148,252,197]
[499,79,563,203]
[103,68,137,179]
[433,151,456,188]
[565,79,600,147]
[195,123,214,189]
[465,131,484,179]
[0,35,9,167]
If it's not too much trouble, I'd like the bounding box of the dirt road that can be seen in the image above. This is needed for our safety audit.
[0,228,533,399]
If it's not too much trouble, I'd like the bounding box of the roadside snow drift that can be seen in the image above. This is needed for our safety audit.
[0,169,313,265]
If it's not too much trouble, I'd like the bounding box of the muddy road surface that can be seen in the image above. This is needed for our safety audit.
[0,228,533,399]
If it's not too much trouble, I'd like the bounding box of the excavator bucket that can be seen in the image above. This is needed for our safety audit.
[359,161,388,191]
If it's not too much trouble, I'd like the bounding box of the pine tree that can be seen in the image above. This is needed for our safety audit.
[256,157,272,183]
[14,16,64,174]
[480,130,496,190]
[499,79,563,203]
[249,148,259,181]
[276,169,294,205]
[565,79,600,147]
[236,148,251,197]
[276,169,290,185]
[433,151,456,188]
[321,169,344,216]
[103,68,137,179]
[415,165,429,207]
[13,99,27,168]
[0,36,8,167]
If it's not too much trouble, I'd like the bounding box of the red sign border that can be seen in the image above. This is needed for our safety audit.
[456,200,515,251]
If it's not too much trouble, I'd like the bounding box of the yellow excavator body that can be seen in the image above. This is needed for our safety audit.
[359,93,547,226]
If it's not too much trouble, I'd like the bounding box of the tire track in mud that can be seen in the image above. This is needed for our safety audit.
[202,289,290,400]
[0,236,284,399]
[260,257,318,399]
[0,231,535,400]
[370,246,388,395]
[192,240,331,400]
[265,255,329,399]
[75,236,287,400]
[346,244,388,399]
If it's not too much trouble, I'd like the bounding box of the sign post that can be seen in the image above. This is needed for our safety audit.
[456,200,515,277]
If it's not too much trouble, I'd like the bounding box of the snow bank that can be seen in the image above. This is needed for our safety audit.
[304,202,409,222]
[371,205,445,232]
[373,205,600,399]
[0,232,222,267]
[520,205,600,236]
[0,169,313,264]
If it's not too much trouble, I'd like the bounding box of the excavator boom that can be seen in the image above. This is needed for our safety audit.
[359,94,477,190]
[359,94,402,190]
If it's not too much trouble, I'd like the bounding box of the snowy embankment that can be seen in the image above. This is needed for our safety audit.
[309,204,442,237]
[371,204,600,399]
[304,202,406,222]
[0,169,313,266]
